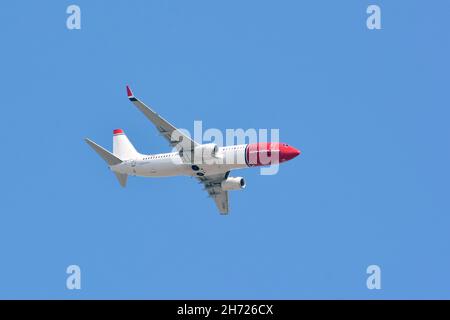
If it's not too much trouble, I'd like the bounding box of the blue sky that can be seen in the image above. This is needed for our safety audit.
[0,1,449,299]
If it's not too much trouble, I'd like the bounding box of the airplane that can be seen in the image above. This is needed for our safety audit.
[85,86,301,214]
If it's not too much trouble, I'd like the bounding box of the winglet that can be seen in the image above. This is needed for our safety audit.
[126,85,137,101]
[126,85,133,97]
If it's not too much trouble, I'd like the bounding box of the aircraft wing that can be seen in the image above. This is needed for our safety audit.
[198,171,230,215]
[126,86,199,160]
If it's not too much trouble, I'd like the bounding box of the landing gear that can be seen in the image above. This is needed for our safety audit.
[191,165,200,171]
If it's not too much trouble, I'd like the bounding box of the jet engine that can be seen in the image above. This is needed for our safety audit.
[193,143,219,163]
[221,177,246,191]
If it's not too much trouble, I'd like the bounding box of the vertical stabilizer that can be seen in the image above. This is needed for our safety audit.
[112,129,139,160]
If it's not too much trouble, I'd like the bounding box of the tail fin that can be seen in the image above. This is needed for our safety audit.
[113,129,139,160]
[85,138,128,188]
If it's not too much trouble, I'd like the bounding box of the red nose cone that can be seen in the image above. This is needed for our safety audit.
[292,147,301,158]
[113,129,124,135]
[246,142,300,166]
[280,145,301,162]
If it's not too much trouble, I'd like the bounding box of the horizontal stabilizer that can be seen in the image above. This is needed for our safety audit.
[114,172,128,187]
[85,138,122,166]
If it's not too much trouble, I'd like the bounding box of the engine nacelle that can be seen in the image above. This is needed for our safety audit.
[193,143,219,164]
[221,177,246,191]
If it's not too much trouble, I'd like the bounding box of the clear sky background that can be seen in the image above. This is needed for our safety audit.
[0,1,449,299]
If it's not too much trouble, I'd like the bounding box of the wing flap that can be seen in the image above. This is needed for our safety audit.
[211,190,229,215]
[198,171,230,215]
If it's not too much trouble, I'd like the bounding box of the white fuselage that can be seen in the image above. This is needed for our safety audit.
[111,144,249,178]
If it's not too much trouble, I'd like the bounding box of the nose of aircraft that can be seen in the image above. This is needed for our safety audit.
[280,145,301,162]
